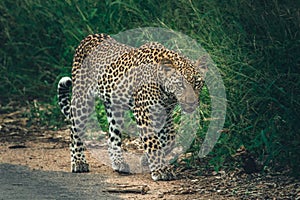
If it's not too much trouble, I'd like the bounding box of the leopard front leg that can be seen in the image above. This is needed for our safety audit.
[141,129,176,181]
[134,95,176,181]
[158,108,177,157]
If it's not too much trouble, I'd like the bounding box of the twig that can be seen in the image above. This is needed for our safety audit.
[104,184,150,195]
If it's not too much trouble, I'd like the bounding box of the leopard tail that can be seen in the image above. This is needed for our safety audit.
[57,77,72,119]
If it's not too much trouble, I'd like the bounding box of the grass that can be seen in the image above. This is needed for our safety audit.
[0,0,299,176]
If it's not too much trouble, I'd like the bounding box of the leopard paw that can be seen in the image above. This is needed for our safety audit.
[151,167,176,181]
[112,162,130,174]
[71,160,89,173]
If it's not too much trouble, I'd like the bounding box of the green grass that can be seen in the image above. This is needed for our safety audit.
[0,0,299,176]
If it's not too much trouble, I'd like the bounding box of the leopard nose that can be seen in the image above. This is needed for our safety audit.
[181,101,198,113]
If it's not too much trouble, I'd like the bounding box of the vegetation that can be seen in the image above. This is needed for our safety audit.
[1,0,299,176]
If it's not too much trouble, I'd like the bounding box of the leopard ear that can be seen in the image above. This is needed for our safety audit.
[158,58,175,78]
[195,55,208,76]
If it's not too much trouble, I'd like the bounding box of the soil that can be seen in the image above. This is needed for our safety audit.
[0,107,299,199]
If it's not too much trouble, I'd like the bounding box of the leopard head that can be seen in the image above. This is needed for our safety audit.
[157,58,200,113]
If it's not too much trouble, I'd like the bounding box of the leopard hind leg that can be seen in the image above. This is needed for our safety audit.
[105,103,130,174]
[68,93,96,173]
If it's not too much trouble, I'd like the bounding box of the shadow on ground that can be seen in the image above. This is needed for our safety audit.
[0,163,119,200]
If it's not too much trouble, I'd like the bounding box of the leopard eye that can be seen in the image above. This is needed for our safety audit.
[174,81,183,89]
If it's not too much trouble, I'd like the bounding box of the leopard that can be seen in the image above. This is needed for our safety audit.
[57,33,207,181]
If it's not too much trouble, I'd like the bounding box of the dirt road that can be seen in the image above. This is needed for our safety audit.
[0,108,299,199]
[0,128,228,200]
